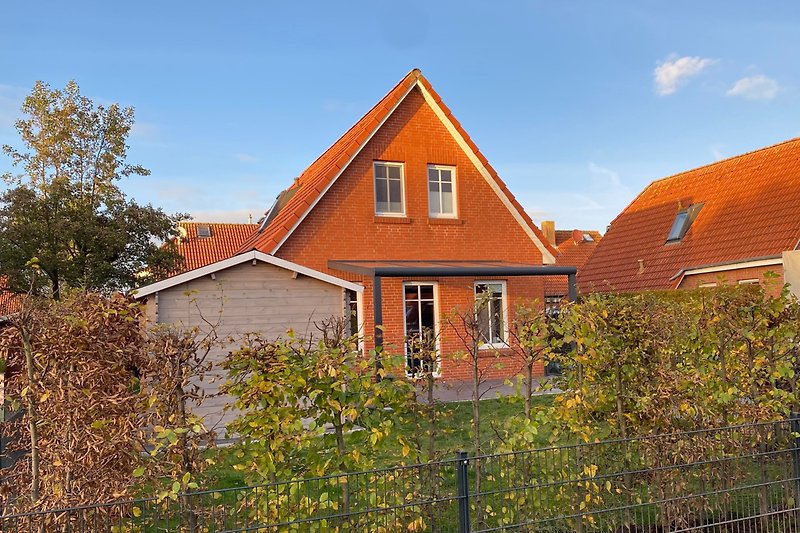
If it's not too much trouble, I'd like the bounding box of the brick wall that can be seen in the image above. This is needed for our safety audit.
[678,264,784,296]
[275,86,549,380]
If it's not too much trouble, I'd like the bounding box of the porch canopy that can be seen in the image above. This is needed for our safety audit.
[328,260,577,372]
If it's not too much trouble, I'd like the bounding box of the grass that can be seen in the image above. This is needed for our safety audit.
[204,394,557,490]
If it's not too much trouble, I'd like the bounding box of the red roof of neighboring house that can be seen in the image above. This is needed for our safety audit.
[175,222,258,273]
[238,69,557,261]
[579,137,800,293]
[546,229,602,296]
[0,286,21,317]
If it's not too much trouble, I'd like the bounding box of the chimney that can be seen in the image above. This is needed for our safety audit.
[248,213,253,224]
[541,220,556,245]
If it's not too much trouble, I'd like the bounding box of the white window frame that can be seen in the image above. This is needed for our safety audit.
[427,164,458,219]
[474,280,509,350]
[402,282,441,377]
[698,282,718,288]
[373,161,406,217]
[738,279,760,285]
[343,288,365,354]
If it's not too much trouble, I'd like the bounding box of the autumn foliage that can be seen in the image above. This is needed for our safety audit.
[0,292,213,514]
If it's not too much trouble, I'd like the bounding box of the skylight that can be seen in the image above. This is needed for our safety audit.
[666,203,702,243]
[197,224,212,238]
[583,233,594,242]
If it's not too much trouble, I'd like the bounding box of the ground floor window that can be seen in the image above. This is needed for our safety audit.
[544,294,563,316]
[403,283,438,377]
[344,289,359,337]
[475,281,507,347]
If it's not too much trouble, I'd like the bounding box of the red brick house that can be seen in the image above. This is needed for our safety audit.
[231,68,569,381]
[579,138,800,295]
[134,70,574,431]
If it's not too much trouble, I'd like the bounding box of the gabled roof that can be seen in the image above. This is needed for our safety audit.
[133,250,362,298]
[238,69,557,263]
[174,222,258,273]
[546,229,602,296]
[579,137,800,293]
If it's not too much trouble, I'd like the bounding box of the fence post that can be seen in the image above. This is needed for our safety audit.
[792,413,800,499]
[456,451,470,533]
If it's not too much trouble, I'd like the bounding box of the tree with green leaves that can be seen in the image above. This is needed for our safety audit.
[1,80,185,298]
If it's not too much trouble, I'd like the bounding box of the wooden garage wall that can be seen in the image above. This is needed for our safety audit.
[149,261,346,435]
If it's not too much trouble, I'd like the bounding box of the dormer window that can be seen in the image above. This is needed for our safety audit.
[374,162,405,216]
[666,203,703,243]
[196,224,211,238]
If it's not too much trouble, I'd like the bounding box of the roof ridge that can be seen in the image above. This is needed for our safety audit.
[179,221,258,225]
[646,136,800,189]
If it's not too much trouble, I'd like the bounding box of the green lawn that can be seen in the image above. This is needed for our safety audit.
[205,394,557,489]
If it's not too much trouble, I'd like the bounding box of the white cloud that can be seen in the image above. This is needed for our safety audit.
[189,208,260,224]
[654,55,716,96]
[726,75,781,100]
[504,161,633,231]
[0,84,27,130]
[233,152,258,163]
[130,121,159,139]
[322,99,361,113]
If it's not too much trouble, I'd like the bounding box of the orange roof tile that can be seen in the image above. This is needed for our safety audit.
[238,69,557,260]
[0,287,21,317]
[579,137,800,293]
[174,222,258,273]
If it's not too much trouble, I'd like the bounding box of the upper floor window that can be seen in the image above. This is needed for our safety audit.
[374,162,405,216]
[666,203,703,243]
[428,165,456,218]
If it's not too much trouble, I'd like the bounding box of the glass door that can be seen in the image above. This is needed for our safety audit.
[403,283,438,377]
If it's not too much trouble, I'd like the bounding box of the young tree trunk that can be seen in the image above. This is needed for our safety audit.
[614,362,633,527]
[471,338,484,528]
[525,360,533,421]
[427,371,436,462]
[334,420,351,517]
[426,369,438,532]
[63,363,74,497]
[175,371,198,533]
[21,328,40,503]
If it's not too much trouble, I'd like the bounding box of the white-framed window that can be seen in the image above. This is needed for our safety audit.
[698,282,718,288]
[427,165,457,218]
[374,161,405,216]
[738,279,760,285]
[474,281,508,348]
[544,294,564,316]
[403,282,440,377]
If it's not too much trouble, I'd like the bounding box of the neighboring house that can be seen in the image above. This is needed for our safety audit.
[172,221,258,272]
[579,138,800,295]
[135,69,570,429]
[540,221,601,310]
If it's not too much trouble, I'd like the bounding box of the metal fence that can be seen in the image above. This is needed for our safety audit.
[3,417,800,532]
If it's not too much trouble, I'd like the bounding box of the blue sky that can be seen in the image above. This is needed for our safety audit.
[2,1,799,233]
